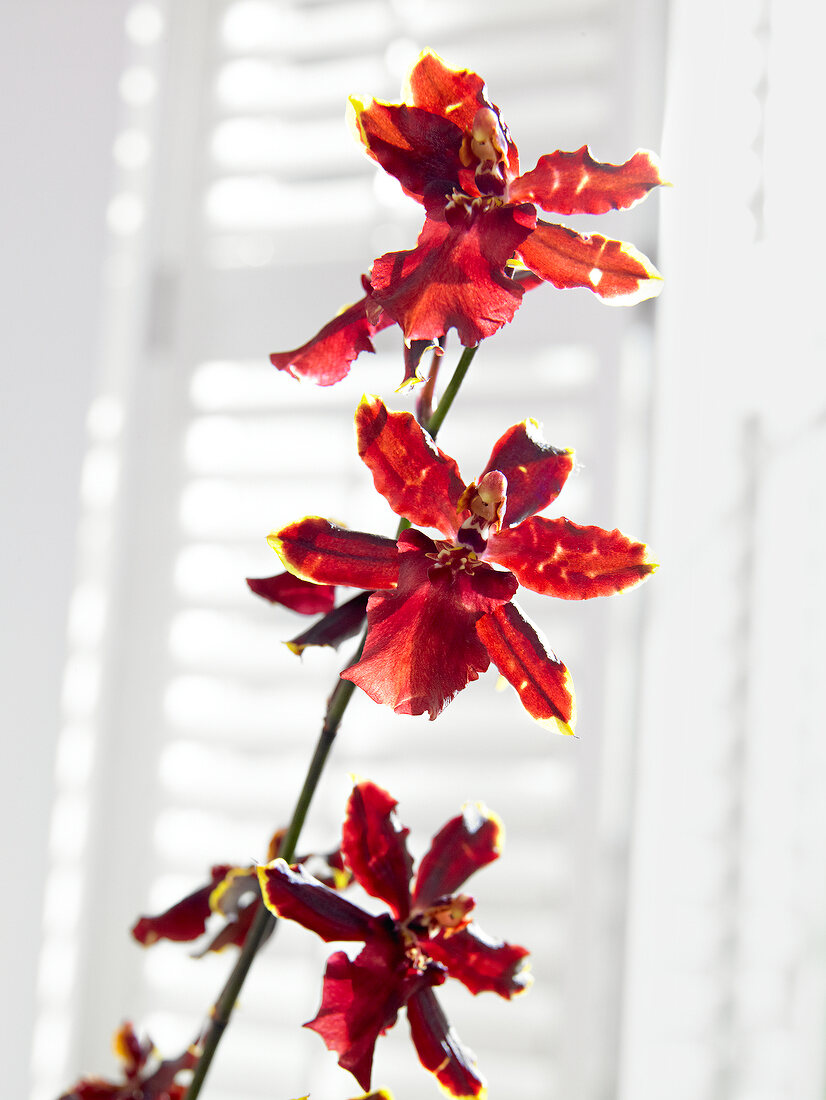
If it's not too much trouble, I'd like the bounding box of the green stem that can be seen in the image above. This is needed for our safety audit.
[184,342,479,1099]
[184,635,365,1100]
[424,345,477,439]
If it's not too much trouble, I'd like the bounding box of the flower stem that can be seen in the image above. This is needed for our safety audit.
[424,345,477,439]
[183,635,366,1100]
[183,343,477,1099]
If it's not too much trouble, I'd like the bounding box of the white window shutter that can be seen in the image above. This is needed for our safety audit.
[35,3,667,1099]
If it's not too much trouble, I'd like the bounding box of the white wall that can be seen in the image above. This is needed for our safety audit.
[0,5,126,1097]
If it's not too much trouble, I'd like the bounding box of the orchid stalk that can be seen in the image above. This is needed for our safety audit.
[59,49,663,1100]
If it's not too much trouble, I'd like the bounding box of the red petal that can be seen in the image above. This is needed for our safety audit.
[509,146,666,215]
[476,602,575,734]
[269,518,399,590]
[487,517,656,599]
[413,804,502,909]
[407,50,519,182]
[342,531,517,720]
[406,50,488,134]
[246,572,336,614]
[427,923,531,999]
[305,929,416,1092]
[517,220,662,304]
[286,591,369,656]
[481,420,574,527]
[131,865,231,946]
[369,202,535,345]
[355,395,465,538]
[406,986,486,1099]
[350,98,463,200]
[270,293,394,386]
[343,782,414,921]
[257,859,372,942]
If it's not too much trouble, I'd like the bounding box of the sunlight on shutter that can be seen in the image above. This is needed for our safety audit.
[34,2,664,1098]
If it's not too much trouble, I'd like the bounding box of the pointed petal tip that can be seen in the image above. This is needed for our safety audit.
[634,147,672,187]
[460,801,504,853]
[357,392,383,414]
[536,713,576,737]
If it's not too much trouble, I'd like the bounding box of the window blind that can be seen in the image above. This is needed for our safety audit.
[35,3,666,1098]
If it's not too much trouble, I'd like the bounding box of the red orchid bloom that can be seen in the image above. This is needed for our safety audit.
[269,396,655,731]
[258,780,529,1098]
[131,830,348,955]
[59,1022,196,1100]
[271,50,665,386]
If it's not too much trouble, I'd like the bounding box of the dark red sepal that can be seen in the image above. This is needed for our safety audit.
[131,865,232,946]
[477,601,575,734]
[427,924,531,999]
[481,420,573,527]
[355,395,465,537]
[369,202,535,345]
[269,517,399,590]
[350,99,464,200]
[246,572,336,614]
[343,781,414,920]
[305,924,441,1092]
[342,531,517,720]
[517,220,662,305]
[257,859,372,942]
[270,292,394,386]
[286,591,369,656]
[413,803,502,909]
[406,986,486,1099]
[509,146,666,215]
[487,517,655,599]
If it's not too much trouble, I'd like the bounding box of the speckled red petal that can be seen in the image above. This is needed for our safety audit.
[476,602,575,734]
[343,782,414,921]
[509,146,666,215]
[517,220,662,304]
[487,517,655,599]
[355,395,466,538]
[268,518,399,590]
[480,420,573,527]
